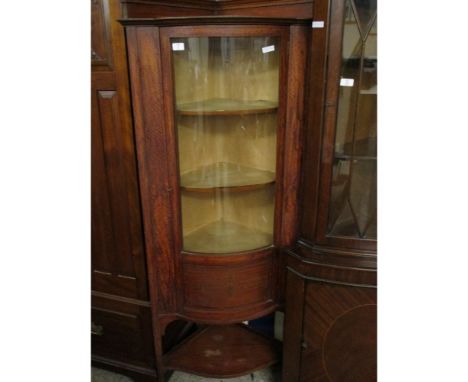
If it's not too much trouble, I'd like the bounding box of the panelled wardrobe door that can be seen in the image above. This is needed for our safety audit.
[123,18,308,380]
[283,0,377,380]
[91,0,156,379]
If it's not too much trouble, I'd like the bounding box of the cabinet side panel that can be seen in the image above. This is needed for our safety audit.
[282,270,306,382]
[276,25,309,302]
[299,0,330,241]
[279,25,308,247]
[126,26,178,315]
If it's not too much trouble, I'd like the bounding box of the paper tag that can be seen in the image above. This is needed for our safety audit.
[172,42,185,51]
[312,21,325,28]
[340,78,354,87]
[262,45,275,54]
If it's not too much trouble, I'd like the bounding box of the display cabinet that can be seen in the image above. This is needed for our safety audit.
[282,0,377,380]
[122,17,309,379]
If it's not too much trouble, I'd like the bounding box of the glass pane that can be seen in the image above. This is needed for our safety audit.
[328,1,377,240]
[335,1,362,157]
[172,36,279,254]
[329,159,376,238]
[355,18,377,157]
[354,0,377,38]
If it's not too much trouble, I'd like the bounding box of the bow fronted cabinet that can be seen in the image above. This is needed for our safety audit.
[91,0,376,381]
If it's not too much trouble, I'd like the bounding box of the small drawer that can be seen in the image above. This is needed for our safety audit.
[91,296,154,368]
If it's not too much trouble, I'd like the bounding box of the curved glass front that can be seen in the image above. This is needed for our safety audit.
[171,36,280,254]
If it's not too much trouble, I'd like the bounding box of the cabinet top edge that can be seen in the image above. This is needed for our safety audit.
[119,16,311,26]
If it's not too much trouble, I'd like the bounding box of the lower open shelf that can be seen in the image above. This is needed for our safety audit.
[183,220,272,254]
[163,324,280,378]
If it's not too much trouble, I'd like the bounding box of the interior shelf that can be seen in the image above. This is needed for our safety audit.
[334,154,377,161]
[180,162,276,192]
[176,98,278,116]
[360,85,377,95]
[163,324,280,378]
[183,219,272,254]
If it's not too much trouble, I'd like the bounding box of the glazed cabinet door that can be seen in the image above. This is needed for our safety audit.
[160,26,289,323]
[301,0,377,251]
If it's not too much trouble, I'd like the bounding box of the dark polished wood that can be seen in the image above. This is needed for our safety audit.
[91,0,156,379]
[122,0,215,19]
[310,0,377,252]
[283,0,377,379]
[91,0,148,301]
[124,17,309,379]
[275,23,309,303]
[123,0,313,19]
[299,0,329,243]
[92,356,159,382]
[92,0,113,68]
[92,0,377,379]
[92,295,155,368]
[282,270,305,382]
[163,324,280,378]
[301,280,376,381]
[282,262,376,381]
[120,16,311,26]
[182,250,273,311]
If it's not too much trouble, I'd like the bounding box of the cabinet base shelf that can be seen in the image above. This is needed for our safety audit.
[163,324,280,378]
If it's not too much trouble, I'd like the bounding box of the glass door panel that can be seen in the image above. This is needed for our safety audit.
[328,0,377,239]
[171,36,280,254]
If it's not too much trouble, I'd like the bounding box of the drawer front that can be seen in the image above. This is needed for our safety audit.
[91,297,154,368]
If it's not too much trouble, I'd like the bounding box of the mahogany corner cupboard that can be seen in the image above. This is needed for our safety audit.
[91,1,377,381]
[122,17,309,379]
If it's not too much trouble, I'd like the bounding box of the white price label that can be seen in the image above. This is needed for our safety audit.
[172,42,185,51]
[262,45,275,54]
[340,78,355,87]
[312,21,325,28]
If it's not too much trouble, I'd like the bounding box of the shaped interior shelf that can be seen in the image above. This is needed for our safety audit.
[183,220,272,254]
[180,162,275,192]
[177,98,278,116]
[334,154,377,161]
[163,324,280,378]
[360,85,377,95]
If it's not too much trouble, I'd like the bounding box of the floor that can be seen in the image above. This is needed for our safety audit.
[91,367,280,382]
